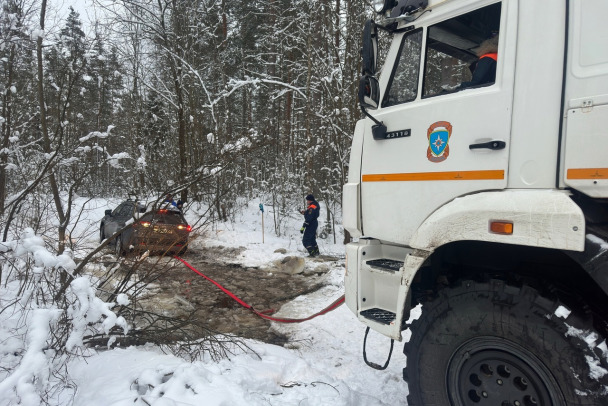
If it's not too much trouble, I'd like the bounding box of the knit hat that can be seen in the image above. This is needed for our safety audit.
[306,194,315,201]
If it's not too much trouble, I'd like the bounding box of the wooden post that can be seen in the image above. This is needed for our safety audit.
[259,203,265,243]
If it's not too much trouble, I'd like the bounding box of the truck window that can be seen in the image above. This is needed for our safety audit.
[382,29,423,107]
[422,2,502,98]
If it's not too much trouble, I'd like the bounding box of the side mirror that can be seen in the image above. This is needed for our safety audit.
[105,209,112,216]
[372,0,398,14]
[358,75,380,110]
[361,19,378,75]
[359,75,388,140]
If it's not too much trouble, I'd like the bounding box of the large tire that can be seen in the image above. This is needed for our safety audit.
[404,279,608,406]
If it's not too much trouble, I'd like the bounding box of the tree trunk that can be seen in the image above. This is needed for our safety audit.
[305,33,313,189]
[37,0,67,254]
[0,44,16,214]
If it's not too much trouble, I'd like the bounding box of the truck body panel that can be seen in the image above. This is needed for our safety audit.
[507,1,564,190]
[561,0,608,196]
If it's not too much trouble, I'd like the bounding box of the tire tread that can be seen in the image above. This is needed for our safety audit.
[404,278,608,405]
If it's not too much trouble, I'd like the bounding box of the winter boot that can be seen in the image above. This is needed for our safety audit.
[311,246,320,257]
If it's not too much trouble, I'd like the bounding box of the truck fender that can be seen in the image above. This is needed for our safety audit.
[565,231,608,295]
[408,190,586,252]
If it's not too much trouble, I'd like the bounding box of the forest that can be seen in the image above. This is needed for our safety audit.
[0,0,372,247]
[0,3,378,403]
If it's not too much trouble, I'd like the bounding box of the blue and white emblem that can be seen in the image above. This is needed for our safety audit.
[427,121,453,163]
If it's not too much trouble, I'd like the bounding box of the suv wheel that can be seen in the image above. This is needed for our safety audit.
[115,235,123,257]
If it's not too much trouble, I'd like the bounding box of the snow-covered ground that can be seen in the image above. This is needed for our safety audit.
[1,197,412,406]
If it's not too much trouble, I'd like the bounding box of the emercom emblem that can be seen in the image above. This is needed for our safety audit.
[427,121,453,163]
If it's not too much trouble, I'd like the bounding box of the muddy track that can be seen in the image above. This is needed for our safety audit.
[137,248,329,345]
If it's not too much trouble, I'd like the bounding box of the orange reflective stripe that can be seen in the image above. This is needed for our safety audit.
[362,170,504,182]
[567,168,608,179]
[309,204,318,209]
[480,52,497,61]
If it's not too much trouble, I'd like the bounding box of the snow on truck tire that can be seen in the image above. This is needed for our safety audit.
[403,279,608,406]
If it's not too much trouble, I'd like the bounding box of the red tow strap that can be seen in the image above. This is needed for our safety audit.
[175,256,345,323]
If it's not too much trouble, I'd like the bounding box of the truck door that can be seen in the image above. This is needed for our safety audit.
[360,0,516,244]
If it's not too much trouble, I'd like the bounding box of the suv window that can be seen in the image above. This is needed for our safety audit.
[111,202,134,217]
[141,211,186,225]
[119,203,134,217]
[112,204,124,216]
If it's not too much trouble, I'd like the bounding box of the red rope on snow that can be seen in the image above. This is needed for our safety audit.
[174,256,345,323]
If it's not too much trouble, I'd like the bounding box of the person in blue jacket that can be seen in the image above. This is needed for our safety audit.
[164,193,184,211]
[300,194,320,257]
[164,194,177,207]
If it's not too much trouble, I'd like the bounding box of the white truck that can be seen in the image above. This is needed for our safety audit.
[342,0,608,404]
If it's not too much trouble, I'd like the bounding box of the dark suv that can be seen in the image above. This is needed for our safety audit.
[100,199,191,256]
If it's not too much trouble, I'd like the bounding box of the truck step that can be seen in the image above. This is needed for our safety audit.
[366,258,403,272]
[360,308,396,325]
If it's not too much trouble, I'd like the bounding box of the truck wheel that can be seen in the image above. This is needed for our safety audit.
[404,279,608,406]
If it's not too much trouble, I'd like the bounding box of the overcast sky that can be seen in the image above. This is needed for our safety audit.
[50,0,98,34]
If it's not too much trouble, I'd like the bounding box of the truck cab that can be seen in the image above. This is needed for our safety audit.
[343,0,608,403]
